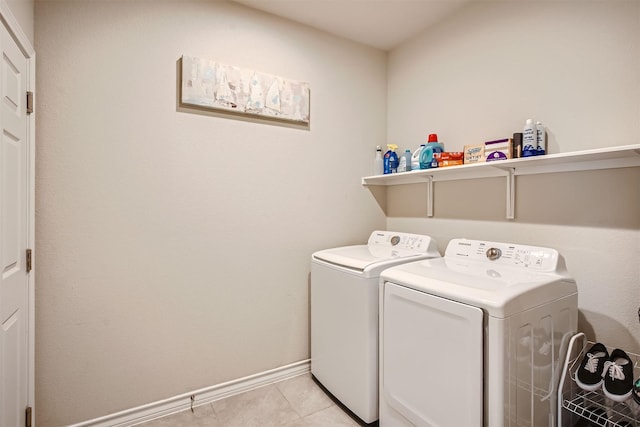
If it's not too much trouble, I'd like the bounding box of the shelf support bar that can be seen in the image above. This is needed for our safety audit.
[427,176,434,217]
[506,168,515,220]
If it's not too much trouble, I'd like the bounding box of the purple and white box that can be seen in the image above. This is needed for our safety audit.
[484,138,513,162]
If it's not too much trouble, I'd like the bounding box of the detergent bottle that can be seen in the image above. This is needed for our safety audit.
[411,144,425,170]
[419,134,444,169]
[383,144,399,174]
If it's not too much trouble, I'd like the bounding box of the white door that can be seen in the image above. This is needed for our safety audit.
[381,283,483,427]
[0,21,30,427]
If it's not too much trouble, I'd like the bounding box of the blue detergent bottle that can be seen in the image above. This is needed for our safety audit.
[383,144,399,174]
[419,134,444,169]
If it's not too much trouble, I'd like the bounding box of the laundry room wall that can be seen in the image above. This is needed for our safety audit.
[5,0,34,45]
[385,0,640,352]
[34,1,386,425]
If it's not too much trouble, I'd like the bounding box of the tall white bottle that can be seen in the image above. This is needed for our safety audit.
[398,155,407,172]
[404,149,412,172]
[523,119,536,157]
[536,121,546,155]
[373,146,384,175]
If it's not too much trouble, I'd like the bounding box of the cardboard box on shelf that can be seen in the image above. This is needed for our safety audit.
[434,152,464,167]
[464,144,485,164]
[485,138,513,162]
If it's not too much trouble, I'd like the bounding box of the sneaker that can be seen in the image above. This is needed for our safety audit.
[602,348,634,402]
[575,343,609,391]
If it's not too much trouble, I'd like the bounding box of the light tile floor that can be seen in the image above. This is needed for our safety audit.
[137,374,364,427]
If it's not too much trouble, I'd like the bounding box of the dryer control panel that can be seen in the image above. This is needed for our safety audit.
[445,238,561,272]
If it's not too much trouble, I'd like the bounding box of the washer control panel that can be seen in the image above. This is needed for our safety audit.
[368,231,436,253]
[445,238,560,271]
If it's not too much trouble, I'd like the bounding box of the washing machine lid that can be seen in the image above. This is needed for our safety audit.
[312,231,440,277]
[380,238,577,318]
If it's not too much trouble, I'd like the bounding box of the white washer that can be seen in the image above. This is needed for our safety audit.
[379,238,578,427]
[311,231,440,424]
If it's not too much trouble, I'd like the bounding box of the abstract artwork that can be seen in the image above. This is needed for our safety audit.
[180,55,310,124]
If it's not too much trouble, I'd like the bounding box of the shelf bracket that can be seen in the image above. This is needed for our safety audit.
[506,168,515,220]
[427,176,434,217]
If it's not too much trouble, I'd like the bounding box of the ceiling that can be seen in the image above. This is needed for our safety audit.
[231,0,472,51]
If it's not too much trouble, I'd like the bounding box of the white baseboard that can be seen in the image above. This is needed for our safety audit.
[68,359,311,427]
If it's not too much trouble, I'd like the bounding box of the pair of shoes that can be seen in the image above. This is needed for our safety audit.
[575,343,634,402]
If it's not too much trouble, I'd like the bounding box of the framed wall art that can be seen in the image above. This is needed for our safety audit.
[180,55,310,124]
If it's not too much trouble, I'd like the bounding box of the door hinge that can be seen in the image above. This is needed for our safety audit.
[26,249,32,273]
[26,91,33,115]
[25,406,32,427]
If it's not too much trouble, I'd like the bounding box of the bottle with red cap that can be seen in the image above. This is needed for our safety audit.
[419,134,444,169]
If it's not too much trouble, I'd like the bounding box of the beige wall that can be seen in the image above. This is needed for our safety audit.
[388,0,640,152]
[34,1,386,425]
[386,0,640,351]
[6,0,33,46]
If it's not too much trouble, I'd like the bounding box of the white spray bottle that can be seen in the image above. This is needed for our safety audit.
[373,146,383,175]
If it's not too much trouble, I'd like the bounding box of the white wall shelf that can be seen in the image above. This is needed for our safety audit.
[361,144,640,219]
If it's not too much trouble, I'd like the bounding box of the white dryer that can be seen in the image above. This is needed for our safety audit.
[379,238,578,427]
[311,231,440,424]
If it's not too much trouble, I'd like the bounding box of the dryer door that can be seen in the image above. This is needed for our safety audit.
[382,282,484,427]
